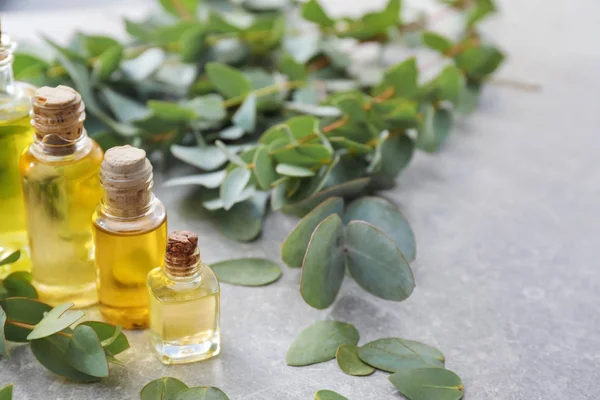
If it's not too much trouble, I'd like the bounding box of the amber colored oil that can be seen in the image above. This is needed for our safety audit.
[147,261,221,364]
[93,216,167,329]
[0,110,34,276]
[20,139,103,307]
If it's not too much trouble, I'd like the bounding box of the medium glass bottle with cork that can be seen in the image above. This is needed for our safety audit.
[147,231,221,364]
[93,145,167,329]
[0,31,36,276]
[20,85,103,307]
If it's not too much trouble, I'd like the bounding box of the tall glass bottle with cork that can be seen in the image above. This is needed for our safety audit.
[0,31,35,276]
[147,231,221,364]
[93,145,167,329]
[20,85,103,307]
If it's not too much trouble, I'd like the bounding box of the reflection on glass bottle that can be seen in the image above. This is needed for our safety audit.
[93,145,167,329]
[147,231,221,364]
[0,32,35,276]
[20,85,103,307]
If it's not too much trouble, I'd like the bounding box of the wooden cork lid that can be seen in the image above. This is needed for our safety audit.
[165,231,201,277]
[31,85,85,141]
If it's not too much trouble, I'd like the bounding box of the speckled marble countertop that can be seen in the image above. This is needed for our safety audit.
[2,0,599,399]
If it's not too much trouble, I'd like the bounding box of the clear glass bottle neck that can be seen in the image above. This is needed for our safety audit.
[30,129,92,159]
[0,53,15,97]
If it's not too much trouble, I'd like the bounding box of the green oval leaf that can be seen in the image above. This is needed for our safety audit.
[121,48,165,82]
[281,197,344,268]
[253,146,277,190]
[212,192,268,242]
[345,221,415,301]
[0,384,12,400]
[79,321,130,356]
[344,196,416,262]
[93,44,123,81]
[27,302,84,340]
[1,298,52,342]
[159,0,198,18]
[358,338,444,372]
[275,164,315,177]
[164,171,226,189]
[30,335,99,382]
[315,390,347,400]
[232,93,257,132]
[422,32,453,53]
[2,276,38,299]
[171,145,230,171]
[0,250,20,266]
[174,387,230,400]
[286,320,359,366]
[336,344,375,376]
[66,325,109,377]
[140,377,188,400]
[206,62,252,99]
[101,87,151,123]
[211,258,281,286]
[0,307,8,358]
[389,368,464,400]
[302,0,335,27]
[416,105,453,153]
[220,168,252,211]
[300,214,346,309]
[147,101,197,122]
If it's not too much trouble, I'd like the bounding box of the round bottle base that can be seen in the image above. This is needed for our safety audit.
[100,305,148,330]
[34,281,98,308]
[149,330,221,365]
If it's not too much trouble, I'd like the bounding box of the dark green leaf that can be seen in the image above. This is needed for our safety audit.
[92,44,123,81]
[174,387,230,400]
[416,106,453,152]
[358,338,444,373]
[148,101,197,122]
[0,298,51,342]
[422,32,453,53]
[375,58,418,99]
[0,250,20,266]
[280,54,307,81]
[0,307,8,358]
[315,390,347,400]
[27,302,84,340]
[281,197,344,268]
[212,192,268,242]
[164,171,226,189]
[345,221,414,301]
[336,344,374,376]
[344,197,416,262]
[272,144,332,168]
[329,137,372,155]
[3,275,38,299]
[286,320,359,366]
[159,0,198,19]
[436,65,463,104]
[180,26,205,62]
[0,384,12,400]
[389,368,464,400]
[221,168,252,210]
[66,325,109,377]
[140,377,188,400]
[302,0,335,27]
[211,258,281,286]
[300,214,346,309]
[79,321,130,356]
[232,93,257,132]
[206,63,252,99]
[466,0,496,27]
[83,35,119,57]
[30,335,99,382]
[253,146,277,190]
[92,131,129,151]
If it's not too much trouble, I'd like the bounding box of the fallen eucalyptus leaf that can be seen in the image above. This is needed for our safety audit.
[27,302,85,340]
[358,338,444,372]
[31,335,99,382]
[315,390,348,400]
[164,171,226,189]
[140,377,188,400]
[66,325,109,378]
[211,258,281,286]
[286,320,359,366]
[1,298,51,342]
[336,344,375,376]
[0,384,12,400]
[345,221,415,302]
[300,214,346,309]
[174,387,230,400]
[388,367,464,400]
[281,197,344,268]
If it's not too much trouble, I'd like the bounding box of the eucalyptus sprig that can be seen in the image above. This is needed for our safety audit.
[140,377,229,400]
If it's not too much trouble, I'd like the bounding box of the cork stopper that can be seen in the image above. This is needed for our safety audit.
[31,85,85,142]
[165,231,201,277]
[100,145,154,218]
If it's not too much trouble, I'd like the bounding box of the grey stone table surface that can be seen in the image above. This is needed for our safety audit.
[2,0,600,399]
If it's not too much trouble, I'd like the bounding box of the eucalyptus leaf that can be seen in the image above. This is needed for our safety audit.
[422,32,453,53]
[276,164,315,177]
[148,101,197,122]
[416,105,453,152]
[344,197,416,262]
[0,307,8,358]
[140,377,188,400]
[215,140,247,167]
[27,302,85,340]
[301,0,335,27]
[171,145,230,171]
[92,44,123,81]
[336,344,375,376]
[30,335,99,382]
[186,94,226,121]
[206,62,252,99]
[164,171,226,189]
[389,368,464,400]
[218,126,245,140]
[284,103,341,117]
[174,387,230,400]
[315,390,347,400]
[281,197,344,268]
[0,250,20,266]
[374,57,418,99]
[204,187,255,211]
[286,320,359,366]
[300,214,346,309]
[2,275,38,299]
[159,0,198,19]
[101,87,151,123]
[358,338,445,372]
[211,258,281,286]
[345,221,415,301]
[0,298,51,342]
[66,325,109,378]
[212,192,268,242]
[232,93,257,132]
[121,48,166,82]
[253,146,277,190]
[79,321,130,356]
[220,168,252,210]
[0,384,12,400]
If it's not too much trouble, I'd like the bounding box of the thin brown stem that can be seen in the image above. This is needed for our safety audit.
[5,320,71,338]
[223,80,306,108]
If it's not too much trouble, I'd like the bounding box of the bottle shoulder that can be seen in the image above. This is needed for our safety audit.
[94,199,167,235]
[148,264,219,303]
[20,137,104,175]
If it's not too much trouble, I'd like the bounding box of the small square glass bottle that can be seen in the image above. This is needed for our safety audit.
[147,231,220,364]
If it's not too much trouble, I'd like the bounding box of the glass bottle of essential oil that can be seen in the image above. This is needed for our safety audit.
[0,32,35,276]
[147,231,221,364]
[93,145,167,329]
[20,85,103,307]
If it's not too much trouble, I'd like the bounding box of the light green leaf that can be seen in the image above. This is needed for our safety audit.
[92,44,123,81]
[147,101,197,122]
[456,81,481,114]
[180,26,205,62]
[0,298,51,342]
[416,105,453,152]
[164,171,226,189]
[376,58,418,99]
[27,303,84,340]
[206,62,252,99]
[253,146,277,190]
[0,308,8,358]
[140,377,189,400]
[280,54,307,81]
[100,325,121,348]
[358,338,444,373]
[121,48,166,82]
[422,32,453,53]
[66,325,109,377]
[233,93,257,132]
[344,197,416,262]
[215,140,248,167]
[389,368,464,400]
[0,384,12,400]
[300,214,346,309]
[212,192,268,242]
[204,187,255,211]
[281,197,344,268]
[171,145,231,171]
[101,87,151,123]
[159,0,198,19]
[221,168,252,210]
[346,221,415,301]
[79,321,130,355]
[31,335,99,382]
[0,250,20,266]
[174,387,230,400]
[186,94,226,121]
[284,103,341,117]
[218,126,245,140]
[315,390,347,400]
[211,258,281,286]
[302,0,335,27]
[336,344,375,376]
[276,164,315,177]
[286,320,359,366]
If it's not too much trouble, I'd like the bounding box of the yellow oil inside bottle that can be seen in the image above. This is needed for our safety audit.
[0,113,33,276]
[20,140,103,307]
[94,218,167,329]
